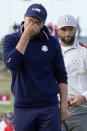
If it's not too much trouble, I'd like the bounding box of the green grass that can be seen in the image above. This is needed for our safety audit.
[0,96,14,114]
[0,70,14,115]
[0,79,11,94]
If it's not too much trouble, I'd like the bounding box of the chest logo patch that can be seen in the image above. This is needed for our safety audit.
[41,45,48,52]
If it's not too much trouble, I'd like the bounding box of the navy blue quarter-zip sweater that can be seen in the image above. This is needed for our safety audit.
[3,25,67,108]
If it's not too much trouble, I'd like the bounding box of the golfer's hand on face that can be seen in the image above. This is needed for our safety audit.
[24,22,41,37]
[16,19,43,54]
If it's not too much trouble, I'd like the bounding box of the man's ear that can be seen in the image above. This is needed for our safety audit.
[24,14,26,23]
[24,14,26,19]
[41,23,44,29]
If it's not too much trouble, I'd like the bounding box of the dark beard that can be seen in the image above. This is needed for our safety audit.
[61,35,75,46]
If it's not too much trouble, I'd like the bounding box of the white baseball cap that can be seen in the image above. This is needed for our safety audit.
[57,14,77,29]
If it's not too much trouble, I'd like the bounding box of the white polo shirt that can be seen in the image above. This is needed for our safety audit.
[60,39,87,100]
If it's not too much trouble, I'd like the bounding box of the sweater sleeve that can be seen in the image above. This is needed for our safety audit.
[53,40,67,84]
[3,34,24,71]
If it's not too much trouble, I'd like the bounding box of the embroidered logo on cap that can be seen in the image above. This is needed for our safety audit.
[32,8,41,13]
[64,17,71,23]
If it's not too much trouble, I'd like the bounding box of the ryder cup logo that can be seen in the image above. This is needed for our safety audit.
[41,45,48,52]
[65,17,71,24]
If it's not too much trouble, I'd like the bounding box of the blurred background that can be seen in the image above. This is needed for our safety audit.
[0,0,87,121]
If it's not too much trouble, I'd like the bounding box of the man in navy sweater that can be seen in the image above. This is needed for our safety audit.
[3,3,69,131]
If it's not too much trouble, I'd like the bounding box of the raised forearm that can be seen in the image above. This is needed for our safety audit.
[16,31,30,55]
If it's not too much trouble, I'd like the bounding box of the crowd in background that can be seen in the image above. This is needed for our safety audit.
[0,112,13,131]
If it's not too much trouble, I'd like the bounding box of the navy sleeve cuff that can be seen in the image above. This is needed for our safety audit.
[6,48,24,71]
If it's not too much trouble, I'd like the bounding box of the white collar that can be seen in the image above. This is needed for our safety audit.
[60,38,79,52]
